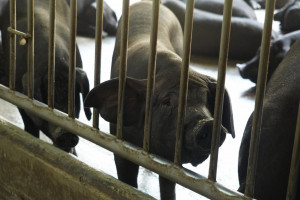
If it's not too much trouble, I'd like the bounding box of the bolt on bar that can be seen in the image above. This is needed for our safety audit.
[208,0,233,182]
[92,0,104,129]
[68,0,77,119]
[116,0,130,139]
[27,0,34,99]
[244,0,276,197]
[9,0,16,90]
[143,0,160,152]
[48,0,56,108]
[286,103,300,200]
[174,0,194,166]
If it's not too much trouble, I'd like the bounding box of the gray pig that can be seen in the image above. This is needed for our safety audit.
[237,30,300,83]
[163,0,278,60]
[84,1,235,200]
[66,0,118,37]
[274,0,300,33]
[238,38,300,199]
[0,0,91,153]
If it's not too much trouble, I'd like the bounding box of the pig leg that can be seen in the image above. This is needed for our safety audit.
[19,108,39,138]
[114,155,139,187]
[159,176,176,200]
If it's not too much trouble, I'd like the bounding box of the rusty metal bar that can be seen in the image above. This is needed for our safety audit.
[9,0,16,90]
[244,0,276,197]
[286,103,300,200]
[143,0,160,152]
[0,85,252,200]
[92,0,104,129]
[174,0,194,166]
[7,27,31,39]
[27,0,34,99]
[68,0,77,119]
[48,0,56,108]
[116,0,130,139]
[208,0,233,182]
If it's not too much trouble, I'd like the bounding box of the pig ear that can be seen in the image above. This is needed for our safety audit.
[207,80,235,138]
[76,68,92,120]
[84,77,147,126]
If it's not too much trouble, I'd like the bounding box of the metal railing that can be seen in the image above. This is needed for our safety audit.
[0,0,299,199]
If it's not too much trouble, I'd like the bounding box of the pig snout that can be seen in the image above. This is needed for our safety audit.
[52,127,79,150]
[236,58,259,83]
[183,119,227,166]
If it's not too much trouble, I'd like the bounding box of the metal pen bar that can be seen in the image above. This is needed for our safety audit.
[143,0,160,152]
[208,0,233,182]
[92,0,104,129]
[68,0,77,119]
[9,0,16,90]
[7,27,31,38]
[286,103,300,200]
[27,0,34,99]
[116,0,130,139]
[0,84,252,200]
[244,0,276,197]
[48,0,56,108]
[174,0,194,166]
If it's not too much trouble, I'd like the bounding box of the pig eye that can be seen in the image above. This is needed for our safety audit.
[161,98,171,107]
[198,132,208,140]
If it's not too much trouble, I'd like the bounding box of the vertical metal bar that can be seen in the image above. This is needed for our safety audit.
[116,0,130,139]
[48,0,56,108]
[143,0,160,152]
[68,0,77,119]
[92,0,104,129]
[174,0,194,166]
[9,0,16,90]
[245,0,276,197]
[286,103,300,200]
[27,0,34,99]
[208,0,233,181]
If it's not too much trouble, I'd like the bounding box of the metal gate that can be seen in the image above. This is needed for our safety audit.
[0,0,299,199]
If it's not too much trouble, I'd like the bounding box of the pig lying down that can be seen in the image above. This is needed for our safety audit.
[237,30,300,83]
[85,1,235,200]
[163,0,278,60]
[0,0,91,153]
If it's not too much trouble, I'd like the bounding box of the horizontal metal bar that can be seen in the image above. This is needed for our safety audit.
[0,84,251,200]
[0,117,155,200]
[7,27,31,38]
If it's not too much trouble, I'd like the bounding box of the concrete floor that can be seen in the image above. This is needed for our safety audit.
[0,1,281,199]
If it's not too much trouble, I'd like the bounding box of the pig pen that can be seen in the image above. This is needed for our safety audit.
[0,0,299,200]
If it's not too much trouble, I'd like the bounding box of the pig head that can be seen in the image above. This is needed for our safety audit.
[238,38,300,199]
[0,0,91,153]
[66,0,118,37]
[84,2,234,200]
[237,30,300,83]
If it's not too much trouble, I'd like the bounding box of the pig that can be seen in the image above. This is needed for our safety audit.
[84,1,235,200]
[163,0,278,60]
[238,38,300,199]
[236,30,300,83]
[274,0,300,33]
[0,0,91,153]
[66,0,118,37]
[244,0,293,9]
[175,0,257,19]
